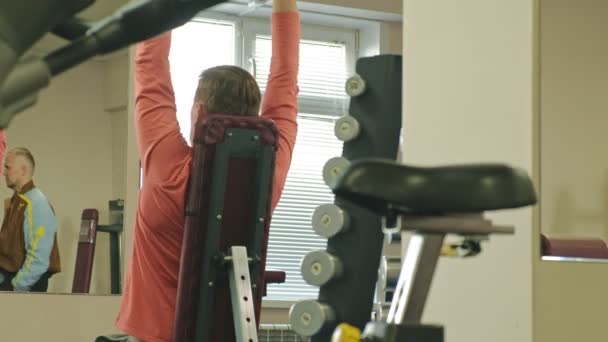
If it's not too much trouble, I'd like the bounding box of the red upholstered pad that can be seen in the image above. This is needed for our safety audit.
[194,114,279,146]
[72,209,99,294]
[541,234,608,259]
[81,209,99,222]
[265,271,286,284]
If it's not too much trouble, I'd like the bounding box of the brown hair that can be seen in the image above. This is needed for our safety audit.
[194,65,261,116]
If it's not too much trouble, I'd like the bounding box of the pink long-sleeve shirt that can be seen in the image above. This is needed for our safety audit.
[116,12,300,342]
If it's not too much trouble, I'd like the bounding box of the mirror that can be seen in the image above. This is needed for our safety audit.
[0,1,130,295]
[539,0,608,261]
[162,1,402,303]
[0,0,403,299]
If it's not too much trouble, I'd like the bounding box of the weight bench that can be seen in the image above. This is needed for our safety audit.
[541,234,608,260]
[96,114,286,342]
[290,158,537,341]
[95,272,284,342]
[73,201,124,295]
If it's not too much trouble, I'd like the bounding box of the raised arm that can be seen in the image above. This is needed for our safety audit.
[134,33,190,183]
[261,0,300,208]
[261,0,300,121]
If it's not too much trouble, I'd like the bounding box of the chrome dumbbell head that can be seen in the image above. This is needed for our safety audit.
[323,157,350,189]
[345,74,367,97]
[301,250,343,286]
[312,203,350,238]
[334,115,361,142]
[289,300,336,337]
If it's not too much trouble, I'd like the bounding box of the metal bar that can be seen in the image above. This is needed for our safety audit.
[96,224,123,294]
[387,233,445,324]
[228,246,258,342]
[194,128,263,342]
[401,214,514,235]
[109,232,121,294]
[249,145,274,265]
[194,140,232,342]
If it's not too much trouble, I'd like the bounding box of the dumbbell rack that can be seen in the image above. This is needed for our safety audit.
[288,54,403,342]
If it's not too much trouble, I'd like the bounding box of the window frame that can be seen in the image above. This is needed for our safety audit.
[158,11,360,307]
[240,17,358,79]
[241,16,358,307]
[169,16,238,143]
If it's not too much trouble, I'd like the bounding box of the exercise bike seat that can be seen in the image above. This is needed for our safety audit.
[331,158,537,215]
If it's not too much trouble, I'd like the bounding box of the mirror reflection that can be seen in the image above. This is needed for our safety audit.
[540,0,608,261]
[0,0,403,304]
[137,1,402,304]
[0,33,129,294]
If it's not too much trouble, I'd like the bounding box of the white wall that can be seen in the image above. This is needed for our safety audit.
[103,55,129,201]
[304,0,401,15]
[110,109,128,200]
[401,1,536,342]
[380,21,403,55]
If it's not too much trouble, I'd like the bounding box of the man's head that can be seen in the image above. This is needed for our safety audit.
[4,147,35,192]
[190,65,262,142]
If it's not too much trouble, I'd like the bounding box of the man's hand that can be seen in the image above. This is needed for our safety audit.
[273,0,297,12]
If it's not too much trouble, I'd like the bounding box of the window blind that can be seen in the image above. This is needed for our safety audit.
[254,36,350,117]
[254,35,350,301]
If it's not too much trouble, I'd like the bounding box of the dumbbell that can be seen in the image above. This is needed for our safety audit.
[345,74,366,97]
[334,115,361,142]
[312,203,350,238]
[301,250,343,286]
[290,300,336,337]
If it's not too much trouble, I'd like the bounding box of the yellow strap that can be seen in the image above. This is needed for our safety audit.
[331,323,361,342]
[13,194,45,285]
[441,244,459,257]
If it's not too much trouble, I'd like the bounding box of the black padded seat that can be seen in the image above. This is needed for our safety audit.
[331,159,537,215]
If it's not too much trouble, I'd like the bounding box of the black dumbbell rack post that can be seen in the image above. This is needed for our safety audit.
[289,54,403,341]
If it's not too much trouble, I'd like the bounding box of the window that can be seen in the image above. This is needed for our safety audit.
[245,25,355,301]
[169,14,357,302]
[263,116,344,301]
[169,19,236,142]
[140,18,235,186]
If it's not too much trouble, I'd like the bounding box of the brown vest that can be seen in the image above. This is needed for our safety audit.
[0,181,61,275]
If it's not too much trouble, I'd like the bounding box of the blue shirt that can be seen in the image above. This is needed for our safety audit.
[10,187,58,291]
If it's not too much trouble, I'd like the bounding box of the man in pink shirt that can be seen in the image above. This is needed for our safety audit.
[115,0,300,341]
